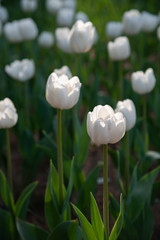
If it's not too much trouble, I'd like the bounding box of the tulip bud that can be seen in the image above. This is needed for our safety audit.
[87,105,126,146]
[21,0,38,13]
[122,9,142,35]
[19,18,38,40]
[0,5,8,23]
[46,0,62,15]
[38,31,54,48]
[141,11,159,32]
[46,73,81,110]
[75,11,89,23]
[70,20,96,53]
[105,21,123,39]
[54,66,72,78]
[4,21,23,43]
[56,8,75,27]
[131,68,156,94]
[115,99,136,131]
[107,36,130,61]
[0,98,18,129]
[55,27,73,53]
[5,59,35,82]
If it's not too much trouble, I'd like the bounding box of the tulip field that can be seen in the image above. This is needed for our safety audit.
[0,0,160,239]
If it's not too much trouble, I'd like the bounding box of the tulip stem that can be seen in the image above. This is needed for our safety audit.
[125,131,129,195]
[143,95,148,152]
[57,109,64,206]
[103,144,109,237]
[118,61,123,100]
[5,129,13,194]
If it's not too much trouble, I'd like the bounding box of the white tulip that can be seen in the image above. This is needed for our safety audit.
[105,21,123,38]
[116,99,136,131]
[54,66,72,78]
[70,20,95,53]
[46,73,81,110]
[87,105,126,145]
[0,98,18,129]
[5,59,35,82]
[63,0,76,10]
[75,11,89,23]
[141,11,159,32]
[0,6,8,23]
[56,8,75,27]
[46,0,62,15]
[131,68,156,94]
[122,9,142,35]
[21,0,38,13]
[38,31,54,48]
[4,21,23,43]
[157,26,160,40]
[55,27,73,53]
[107,36,130,61]
[19,18,38,40]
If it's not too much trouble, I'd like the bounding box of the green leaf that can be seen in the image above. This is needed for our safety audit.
[15,181,38,219]
[116,151,125,194]
[16,218,49,240]
[0,170,15,213]
[47,220,78,240]
[109,194,124,240]
[72,204,97,240]
[90,193,104,240]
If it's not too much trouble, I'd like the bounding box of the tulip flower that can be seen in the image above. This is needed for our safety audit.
[70,20,96,53]
[54,65,72,78]
[105,21,123,39]
[75,11,89,23]
[141,11,159,32]
[55,27,73,53]
[63,0,76,9]
[87,104,126,236]
[56,8,75,27]
[122,9,142,35]
[21,0,38,13]
[0,98,18,192]
[19,18,38,40]
[0,5,8,23]
[46,0,62,15]
[4,21,23,43]
[38,31,54,48]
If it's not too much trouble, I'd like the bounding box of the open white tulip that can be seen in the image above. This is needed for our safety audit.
[116,99,136,131]
[122,9,142,35]
[56,8,75,27]
[141,11,159,32]
[105,21,123,38]
[70,20,95,53]
[87,105,126,145]
[4,21,23,43]
[107,36,130,61]
[46,73,81,109]
[131,68,156,94]
[5,59,35,82]
[0,5,8,23]
[19,18,38,40]
[55,27,73,53]
[0,98,18,129]
[38,31,54,48]
[54,66,72,78]
[21,0,38,13]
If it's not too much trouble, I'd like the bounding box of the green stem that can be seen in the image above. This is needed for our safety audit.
[57,109,64,206]
[6,129,13,193]
[143,95,148,152]
[25,81,29,128]
[103,144,109,237]
[118,61,123,100]
[125,131,129,195]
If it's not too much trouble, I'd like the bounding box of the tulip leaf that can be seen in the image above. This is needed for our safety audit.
[0,170,15,213]
[72,204,97,240]
[16,219,49,240]
[47,220,78,240]
[15,181,38,219]
[109,194,124,240]
[90,193,105,240]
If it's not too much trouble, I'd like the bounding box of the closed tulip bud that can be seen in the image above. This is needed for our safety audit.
[116,99,136,131]
[141,11,159,32]
[122,9,142,35]
[0,5,8,23]
[4,21,23,43]
[21,0,38,13]
[63,0,76,10]
[38,31,54,48]
[46,0,62,15]
[107,36,130,61]
[87,105,126,146]
[19,18,38,40]
[56,8,75,27]
[131,68,156,94]
[75,11,89,23]
[54,65,72,78]
[55,27,73,53]
[157,26,160,40]
[0,98,18,129]
[46,73,81,110]
[70,20,95,53]
[105,21,123,39]
[5,59,35,82]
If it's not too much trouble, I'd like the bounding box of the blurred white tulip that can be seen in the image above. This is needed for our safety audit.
[122,9,142,35]
[21,0,38,13]
[56,8,75,27]
[141,11,159,32]
[46,73,81,109]
[46,0,62,15]
[19,18,38,40]
[87,105,126,145]
[55,27,73,53]
[63,0,76,9]
[105,21,123,38]
[4,21,23,43]
[0,5,8,23]
[75,11,89,23]
[38,31,54,48]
